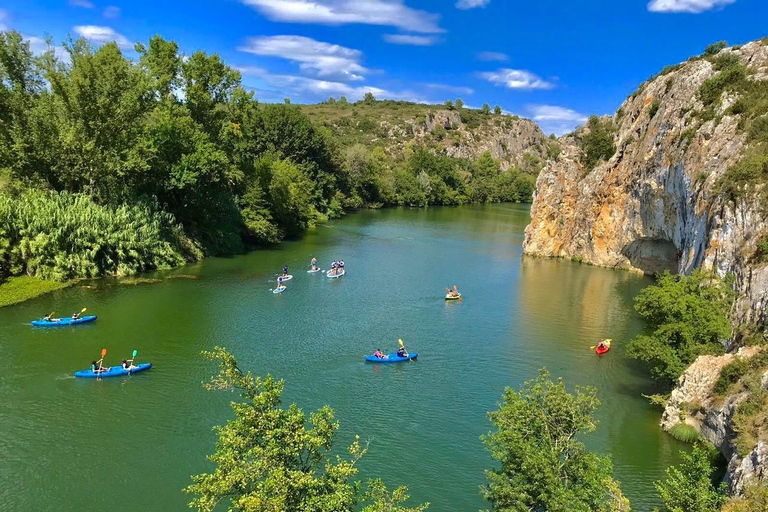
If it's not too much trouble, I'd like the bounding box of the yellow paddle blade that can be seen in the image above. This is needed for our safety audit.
[80,308,87,313]
[590,346,596,350]
[398,339,404,345]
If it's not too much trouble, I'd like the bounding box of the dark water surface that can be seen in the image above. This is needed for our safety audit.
[0,204,684,511]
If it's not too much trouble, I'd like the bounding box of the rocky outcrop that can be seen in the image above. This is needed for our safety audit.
[661,347,764,494]
[523,40,768,331]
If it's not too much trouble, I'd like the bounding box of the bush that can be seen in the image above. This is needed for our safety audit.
[713,358,749,395]
[579,116,616,171]
[698,62,747,106]
[669,423,700,443]
[704,41,728,56]
[656,444,728,512]
[649,99,662,118]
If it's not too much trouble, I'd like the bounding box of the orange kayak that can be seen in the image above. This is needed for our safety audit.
[595,339,612,355]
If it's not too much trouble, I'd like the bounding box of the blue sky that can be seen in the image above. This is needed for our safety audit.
[1,0,766,135]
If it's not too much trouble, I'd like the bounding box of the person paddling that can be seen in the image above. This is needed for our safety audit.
[310,257,318,271]
[372,348,387,359]
[72,311,81,320]
[330,261,337,276]
[278,275,285,289]
[397,345,407,358]
[339,260,345,273]
[282,265,289,276]
[90,359,107,374]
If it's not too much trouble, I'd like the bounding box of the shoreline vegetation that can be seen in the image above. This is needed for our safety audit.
[0,30,538,307]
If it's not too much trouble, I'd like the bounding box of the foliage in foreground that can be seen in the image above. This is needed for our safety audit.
[185,347,428,512]
[655,444,727,512]
[723,484,768,512]
[481,370,629,512]
[627,270,735,386]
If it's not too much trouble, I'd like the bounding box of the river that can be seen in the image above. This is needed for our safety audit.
[0,204,685,511]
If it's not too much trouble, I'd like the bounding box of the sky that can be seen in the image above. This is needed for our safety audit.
[1,0,767,135]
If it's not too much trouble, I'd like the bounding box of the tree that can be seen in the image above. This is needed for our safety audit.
[455,98,464,109]
[339,95,348,106]
[580,115,616,170]
[136,35,182,99]
[327,96,337,104]
[493,105,502,115]
[181,51,241,139]
[656,445,727,512]
[444,99,454,110]
[185,347,428,512]
[627,270,735,385]
[704,41,728,56]
[471,151,500,202]
[482,370,629,512]
[363,92,375,104]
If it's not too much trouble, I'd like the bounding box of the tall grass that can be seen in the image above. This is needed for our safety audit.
[0,190,202,281]
[669,423,700,444]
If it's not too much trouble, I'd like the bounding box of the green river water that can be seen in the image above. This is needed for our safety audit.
[0,204,685,511]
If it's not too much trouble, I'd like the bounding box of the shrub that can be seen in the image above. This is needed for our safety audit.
[713,358,750,395]
[669,423,700,443]
[704,41,728,56]
[579,116,616,171]
[649,99,662,118]
[698,62,747,106]
[755,233,768,263]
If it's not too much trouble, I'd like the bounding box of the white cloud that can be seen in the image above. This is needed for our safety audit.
[479,68,554,90]
[239,65,422,102]
[423,83,474,96]
[527,104,588,136]
[239,0,443,33]
[238,35,370,81]
[647,0,735,13]
[103,6,121,19]
[74,25,133,49]
[383,34,439,46]
[69,0,94,8]
[476,51,508,62]
[456,0,490,9]
[0,9,8,31]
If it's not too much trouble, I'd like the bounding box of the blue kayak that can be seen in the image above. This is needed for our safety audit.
[74,363,152,378]
[365,352,418,363]
[31,315,97,327]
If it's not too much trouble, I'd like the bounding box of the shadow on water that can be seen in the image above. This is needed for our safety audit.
[0,204,686,512]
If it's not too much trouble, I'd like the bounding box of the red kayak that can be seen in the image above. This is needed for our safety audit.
[595,339,612,355]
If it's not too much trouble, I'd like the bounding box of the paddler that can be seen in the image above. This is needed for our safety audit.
[310,257,318,271]
[282,265,289,276]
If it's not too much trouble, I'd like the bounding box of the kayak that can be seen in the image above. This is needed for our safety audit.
[596,339,612,355]
[307,269,322,273]
[74,363,152,379]
[279,275,293,281]
[30,315,97,327]
[365,352,418,363]
[327,269,345,279]
[445,293,462,301]
[273,286,286,294]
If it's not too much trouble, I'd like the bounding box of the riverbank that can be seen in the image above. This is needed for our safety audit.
[0,276,71,307]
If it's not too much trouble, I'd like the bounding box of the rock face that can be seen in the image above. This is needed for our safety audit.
[524,39,768,494]
[661,347,765,494]
[524,40,768,332]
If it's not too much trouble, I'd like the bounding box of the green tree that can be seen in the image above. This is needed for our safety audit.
[455,98,464,109]
[494,105,502,115]
[444,99,454,110]
[704,41,728,56]
[327,96,337,104]
[471,151,500,202]
[339,95,348,106]
[482,370,629,512]
[266,158,314,238]
[656,445,727,512]
[181,50,241,140]
[481,103,491,115]
[363,92,375,104]
[627,270,736,385]
[136,35,182,99]
[185,347,427,512]
[580,115,616,170]
[284,97,291,104]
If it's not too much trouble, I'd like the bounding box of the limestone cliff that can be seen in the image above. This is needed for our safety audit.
[523,40,768,335]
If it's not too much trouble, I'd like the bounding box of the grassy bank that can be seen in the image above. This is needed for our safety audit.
[0,276,71,307]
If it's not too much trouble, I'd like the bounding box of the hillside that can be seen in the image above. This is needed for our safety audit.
[299,100,556,172]
[523,37,768,498]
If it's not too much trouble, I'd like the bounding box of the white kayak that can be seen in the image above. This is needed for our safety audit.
[307,269,322,273]
[273,286,286,294]
[326,269,346,279]
[279,274,293,281]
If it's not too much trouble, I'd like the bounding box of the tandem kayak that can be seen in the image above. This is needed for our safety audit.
[273,286,286,294]
[595,339,612,355]
[31,315,97,327]
[74,363,152,378]
[365,352,418,363]
[327,269,345,279]
[445,293,462,301]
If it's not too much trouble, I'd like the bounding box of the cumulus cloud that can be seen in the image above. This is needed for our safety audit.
[527,104,588,136]
[476,51,508,62]
[239,0,443,33]
[238,65,422,102]
[238,35,370,81]
[69,0,94,8]
[456,0,490,9]
[479,69,554,90]
[647,0,735,13]
[383,34,440,46]
[103,6,121,19]
[74,25,133,49]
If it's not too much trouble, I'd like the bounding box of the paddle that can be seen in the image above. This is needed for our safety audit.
[590,339,612,350]
[128,349,138,374]
[454,285,463,302]
[398,338,412,362]
[97,348,107,379]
